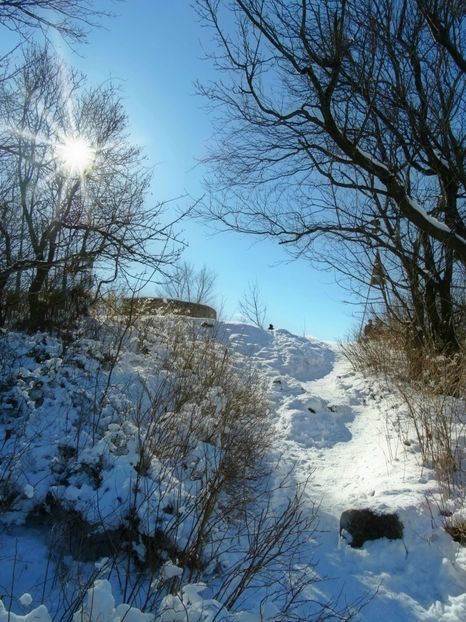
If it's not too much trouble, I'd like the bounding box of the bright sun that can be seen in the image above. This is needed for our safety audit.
[56,136,95,174]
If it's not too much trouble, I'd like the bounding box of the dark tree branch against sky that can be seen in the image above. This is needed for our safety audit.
[0,0,110,43]
[196,0,465,260]
[0,45,181,328]
[195,0,465,350]
[3,0,463,339]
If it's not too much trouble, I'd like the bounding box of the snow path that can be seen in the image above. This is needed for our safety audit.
[284,354,430,515]
[225,324,427,515]
[224,324,466,621]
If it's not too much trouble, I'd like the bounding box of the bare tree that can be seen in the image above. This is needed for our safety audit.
[0,46,180,327]
[308,191,465,350]
[0,0,109,44]
[238,280,267,328]
[160,261,217,305]
[196,0,465,350]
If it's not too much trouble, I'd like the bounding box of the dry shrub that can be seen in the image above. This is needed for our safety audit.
[444,517,466,545]
[343,316,466,494]
[1,286,93,331]
[344,318,465,392]
[133,317,272,568]
[0,291,29,326]
[80,309,273,573]
[342,320,403,377]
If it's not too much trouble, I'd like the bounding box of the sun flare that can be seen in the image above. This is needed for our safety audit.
[56,136,95,174]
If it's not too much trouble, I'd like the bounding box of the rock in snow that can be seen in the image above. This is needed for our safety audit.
[339,508,404,548]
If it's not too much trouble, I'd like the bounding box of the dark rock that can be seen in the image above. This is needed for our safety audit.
[340,508,404,548]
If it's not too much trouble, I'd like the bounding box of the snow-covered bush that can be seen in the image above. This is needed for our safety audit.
[0,314,322,619]
[0,580,240,622]
[118,316,275,577]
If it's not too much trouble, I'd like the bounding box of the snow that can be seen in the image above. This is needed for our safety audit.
[23,485,34,499]
[19,594,32,607]
[0,318,465,620]
[0,604,51,622]
[72,580,155,622]
[237,330,466,621]
[160,561,183,580]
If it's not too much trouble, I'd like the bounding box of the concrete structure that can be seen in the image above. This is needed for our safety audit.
[122,297,217,320]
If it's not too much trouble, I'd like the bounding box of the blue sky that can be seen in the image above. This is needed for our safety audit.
[8,1,361,340]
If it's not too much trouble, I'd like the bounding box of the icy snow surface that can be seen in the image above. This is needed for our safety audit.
[1,320,465,620]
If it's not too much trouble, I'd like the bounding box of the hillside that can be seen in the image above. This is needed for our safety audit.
[0,318,465,621]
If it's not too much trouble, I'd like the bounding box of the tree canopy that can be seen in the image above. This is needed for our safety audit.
[0,47,179,327]
[197,0,465,350]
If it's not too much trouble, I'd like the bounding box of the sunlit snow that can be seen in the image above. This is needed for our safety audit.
[0,320,465,621]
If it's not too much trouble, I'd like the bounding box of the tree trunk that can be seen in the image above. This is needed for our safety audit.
[0,274,10,326]
[28,265,50,330]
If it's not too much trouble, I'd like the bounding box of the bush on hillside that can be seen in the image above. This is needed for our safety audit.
[343,315,465,494]
[0,312,331,619]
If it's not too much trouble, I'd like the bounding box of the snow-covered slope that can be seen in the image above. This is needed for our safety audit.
[223,323,466,621]
[1,320,465,621]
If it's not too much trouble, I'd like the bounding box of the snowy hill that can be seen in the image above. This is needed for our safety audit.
[0,318,465,621]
